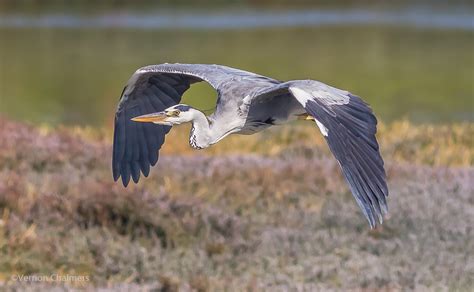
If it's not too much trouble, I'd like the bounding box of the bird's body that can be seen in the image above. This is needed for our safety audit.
[113,63,389,228]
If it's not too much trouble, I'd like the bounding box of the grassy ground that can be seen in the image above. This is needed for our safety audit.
[0,117,473,290]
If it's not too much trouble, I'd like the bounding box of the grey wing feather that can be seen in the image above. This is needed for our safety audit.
[287,80,388,228]
[138,63,273,92]
[113,72,189,186]
[252,80,388,227]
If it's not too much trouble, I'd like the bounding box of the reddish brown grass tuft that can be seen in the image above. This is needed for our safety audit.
[0,117,473,290]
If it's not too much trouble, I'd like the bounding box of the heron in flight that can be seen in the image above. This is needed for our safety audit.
[113,63,388,227]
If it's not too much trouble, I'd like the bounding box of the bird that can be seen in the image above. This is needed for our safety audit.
[112,63,388,228]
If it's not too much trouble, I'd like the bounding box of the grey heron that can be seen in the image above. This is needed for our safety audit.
[113,63,388,227]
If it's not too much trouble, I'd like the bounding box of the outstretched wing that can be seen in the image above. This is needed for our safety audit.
[113,63,273,186]
[255,80,388,227]
[288,80,388,227]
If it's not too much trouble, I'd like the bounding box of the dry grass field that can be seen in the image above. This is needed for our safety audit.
[0,117,473,290]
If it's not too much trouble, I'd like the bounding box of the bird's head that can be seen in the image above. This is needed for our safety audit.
[131,104,195,126]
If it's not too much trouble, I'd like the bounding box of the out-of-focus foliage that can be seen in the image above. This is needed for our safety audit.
[1,0,472,12]
[1,20,473,125]
[0,117,472,290]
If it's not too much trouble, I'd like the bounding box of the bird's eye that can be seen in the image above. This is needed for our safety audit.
[173,110,180,116]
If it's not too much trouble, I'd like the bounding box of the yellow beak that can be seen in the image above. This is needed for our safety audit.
[131,112,168,123]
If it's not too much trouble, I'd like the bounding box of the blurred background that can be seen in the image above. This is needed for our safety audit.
[0,0,473,125]
[0,0,473,290]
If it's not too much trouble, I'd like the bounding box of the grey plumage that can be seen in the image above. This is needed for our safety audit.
[113,63,389,228]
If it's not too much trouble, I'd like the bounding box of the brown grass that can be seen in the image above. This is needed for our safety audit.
[0,117,473,290]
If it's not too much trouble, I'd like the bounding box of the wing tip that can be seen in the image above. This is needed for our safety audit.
[365,199,389,229]
[115,160,150,187]
[121,174,131,187]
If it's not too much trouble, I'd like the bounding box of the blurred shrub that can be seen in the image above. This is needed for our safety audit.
[0,117,472,289]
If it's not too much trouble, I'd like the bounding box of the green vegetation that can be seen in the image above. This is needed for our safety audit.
[0,117,472,290]
[1,26,473,125]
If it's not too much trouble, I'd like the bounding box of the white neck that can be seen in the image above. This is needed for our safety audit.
[188,109,237,149]
[188,110,213,149]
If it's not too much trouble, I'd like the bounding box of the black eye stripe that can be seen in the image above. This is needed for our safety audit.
[174,105,191,111]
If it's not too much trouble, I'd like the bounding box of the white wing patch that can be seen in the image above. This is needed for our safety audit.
[242,94,252,104]
[289,83,350,106]
[238,94,253,116]
[289,86,313,106]
[315,119,329,136]
[289,86,329,136]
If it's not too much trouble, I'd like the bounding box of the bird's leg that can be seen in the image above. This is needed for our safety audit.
[296,113,315,121]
